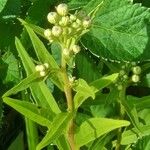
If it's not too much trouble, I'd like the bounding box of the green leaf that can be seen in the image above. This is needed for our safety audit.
[73,79,95,99]
[121,125,150,145]
[82,0,150,61]
[15,37,61,113]
[0,0,7,13]
[2,51,20,84]
[36,113,72,150]
[3,97,52,127]
[18,18,45,38]
[90,73,118,92]
[74,73,118,109]
[2,72,40,97]
[24,25,64,90]
[75,117,130,147]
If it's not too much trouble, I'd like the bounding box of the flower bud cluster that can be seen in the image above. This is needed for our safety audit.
[44,3,91,57]
[131,66,141,83]
[35,63,49,77]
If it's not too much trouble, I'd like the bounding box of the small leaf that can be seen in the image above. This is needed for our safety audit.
[3,97,52,127]
[74,73,118,109]
[36,113,72,150]
[75,117,130,147]
[73,79,95,99]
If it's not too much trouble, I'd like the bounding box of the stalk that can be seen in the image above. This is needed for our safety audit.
[61,53,76,150]
[115,86,126,150]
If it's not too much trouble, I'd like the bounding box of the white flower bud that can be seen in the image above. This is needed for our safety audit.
[56,3,68,16]
[44,29,52,38]
[59,16,69,26]
[132,66,141,75]
[76,19,82,25]
[72,45,80,54]
[119,70,126,76]
[83,17,91,28]
[132,74,140,83]
[35,65,45,72]
[63,48,70,56]
[47,12,59,24]
[72,22,80,29]
[44,63,49,69]
[70,15,76,21]
[40,71,46,77]
[52,26,62,37]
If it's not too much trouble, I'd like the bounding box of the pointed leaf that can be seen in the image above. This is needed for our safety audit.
[3,72,40,97]
[75,117,130,147]
[36,113,72,150]
[3,97,52,127]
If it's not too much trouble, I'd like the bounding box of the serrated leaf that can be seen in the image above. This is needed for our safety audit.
[75,117,130,147]
[36,113,72,150]
[81,0,150,61]
[3,97,52,127]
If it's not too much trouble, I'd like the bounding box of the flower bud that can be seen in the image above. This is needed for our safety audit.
[131,74,140,83]
[72,45,80,54]
[72,22,80,29]
[44,29,52,38]
[52,26,62,37]
[56,3,68,16]
[76,19,82,25]
[47,12,59,24]
[44,63,49,69]
[70,15,76,21]
[59,16,69,26]
[40,71,46,77]
[35,65,45,72]
[83,17,91,28]
[132,66,141,75]
[63,48,70,56]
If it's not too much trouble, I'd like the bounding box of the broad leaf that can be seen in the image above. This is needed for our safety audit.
[36,113,72,150]
[81,0,150,61]
[3,97,52,127]
[75,117,130,147]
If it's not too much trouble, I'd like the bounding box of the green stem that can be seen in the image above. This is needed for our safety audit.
[61,53,76,150]
[115,86,126,150]
[25,118,39,150]
[21,91,39,150]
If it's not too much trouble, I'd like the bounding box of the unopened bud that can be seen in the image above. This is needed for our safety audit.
[83,17,91,28]
[63,48,70,56]
[44,63,49,69]
[59,16,69,26]
[44,29,52,38]
[40,71,46,77]
[70,15,76,21]
[72,45,80,54]
[35,65,45,72]
[131,74,140,83]
[132,66,141,75]
[47,12,59,24]
[52,26,62,37]
[56,3,68,16]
